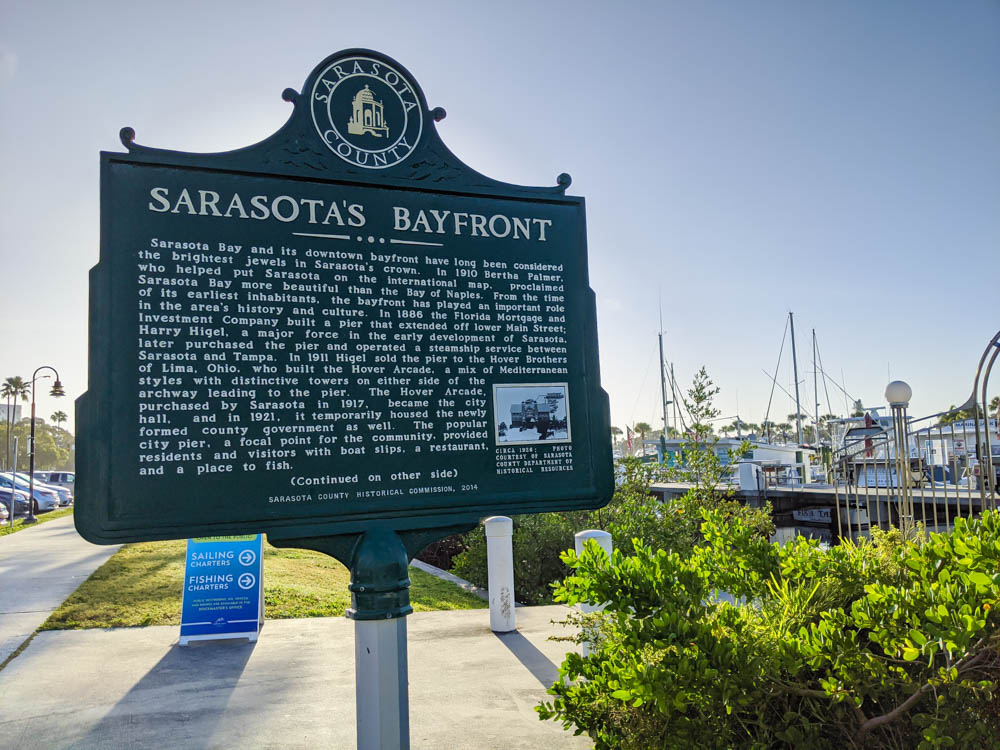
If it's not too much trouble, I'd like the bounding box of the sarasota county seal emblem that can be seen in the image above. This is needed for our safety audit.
[310,56,423,169]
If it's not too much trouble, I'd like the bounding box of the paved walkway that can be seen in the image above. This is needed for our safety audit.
[0,605,591,749]
[0,514,120,663]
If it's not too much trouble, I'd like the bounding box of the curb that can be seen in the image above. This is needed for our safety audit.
[409,559,490,602]
[409,559,527,607]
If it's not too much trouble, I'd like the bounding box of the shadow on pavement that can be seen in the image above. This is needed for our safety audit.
[494,630,561,688]
[70,637,257,749]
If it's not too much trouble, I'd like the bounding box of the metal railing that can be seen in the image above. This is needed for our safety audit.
[830,330,999,541]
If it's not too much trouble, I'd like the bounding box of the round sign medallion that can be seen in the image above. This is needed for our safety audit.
[310,56,423,169]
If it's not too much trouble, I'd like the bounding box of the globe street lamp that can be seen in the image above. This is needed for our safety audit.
[23,366,65,525]
[885,380,912,408]
[884,380,913,536]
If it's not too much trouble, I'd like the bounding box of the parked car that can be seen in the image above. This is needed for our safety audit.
[15,472,72,506]
[0,501,8,523]
[0,473,59,513]
[0,487,31,517]
[34,471,74,492]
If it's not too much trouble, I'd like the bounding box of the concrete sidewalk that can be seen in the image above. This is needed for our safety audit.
[0,514,119,663]
[0,605,591,749]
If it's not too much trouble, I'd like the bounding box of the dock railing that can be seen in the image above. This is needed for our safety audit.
[831,330,999,540]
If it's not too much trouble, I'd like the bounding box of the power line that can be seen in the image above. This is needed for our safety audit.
[628,347,656,428]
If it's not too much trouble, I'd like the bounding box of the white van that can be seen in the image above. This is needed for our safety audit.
[35,471,75,495]
[44,471,75,488]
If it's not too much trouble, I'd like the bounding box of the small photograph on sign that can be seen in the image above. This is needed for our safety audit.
[494,384,571,445]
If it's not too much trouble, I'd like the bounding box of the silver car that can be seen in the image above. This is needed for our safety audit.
[16,473,72,506]
[0,473,59,513]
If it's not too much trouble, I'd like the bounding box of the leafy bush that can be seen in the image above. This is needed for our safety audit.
[448,454,772,605]
[540,512,1000,750]
[598,455,773,559]
[415,534,468,570]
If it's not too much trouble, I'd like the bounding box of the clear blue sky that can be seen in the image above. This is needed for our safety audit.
[1,1,998,433]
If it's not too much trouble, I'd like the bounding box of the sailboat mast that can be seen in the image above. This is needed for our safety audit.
[670,362,679,431]
[659,331,670,437]
[658,304,670,438]
[789,312,803,444]
[812,329,820,444]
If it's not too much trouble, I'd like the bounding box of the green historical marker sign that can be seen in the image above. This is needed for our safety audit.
[76,50,612,563]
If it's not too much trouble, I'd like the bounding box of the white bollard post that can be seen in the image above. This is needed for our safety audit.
[485,516,516,633]
[574,530,613,657]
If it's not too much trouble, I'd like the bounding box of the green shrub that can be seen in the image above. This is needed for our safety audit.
[540,512,1000,750]
[415,533,468,569]
[448,456,773,606]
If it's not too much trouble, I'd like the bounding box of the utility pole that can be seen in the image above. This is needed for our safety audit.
[789,312,803,444]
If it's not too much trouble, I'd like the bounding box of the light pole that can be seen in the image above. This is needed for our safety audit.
[885,380,913,537]
[23,366,64,525]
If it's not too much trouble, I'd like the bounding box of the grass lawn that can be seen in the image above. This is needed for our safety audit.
[0,506,75,538]
[42,538,485,630]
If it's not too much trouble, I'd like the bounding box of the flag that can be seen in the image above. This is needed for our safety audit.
[626,426,634,455]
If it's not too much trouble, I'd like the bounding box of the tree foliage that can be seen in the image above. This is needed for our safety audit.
[633,422,653,444]
[540,513,1000,749]
[0,420,73,470]
[939,398,998,425]
[2,376,30,470]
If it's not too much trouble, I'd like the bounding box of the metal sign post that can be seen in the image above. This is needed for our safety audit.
[9,437,16,527]
[355,617,409,749]
[76,48,613,747]
[348,529,411,749]
[269,524,471,748]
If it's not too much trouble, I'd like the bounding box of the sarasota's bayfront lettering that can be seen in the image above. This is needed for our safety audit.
[144,187,553,241]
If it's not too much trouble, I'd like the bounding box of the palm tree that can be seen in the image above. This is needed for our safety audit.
[787,412,809,432]
[610,426,622,451]
[777,422,792,442]
[2,376,30,471]
[51,410,68,427]
[633,422,652,447]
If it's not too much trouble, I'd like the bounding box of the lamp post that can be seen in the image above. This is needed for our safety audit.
[885,380,913,537]
[23,366,64,525]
